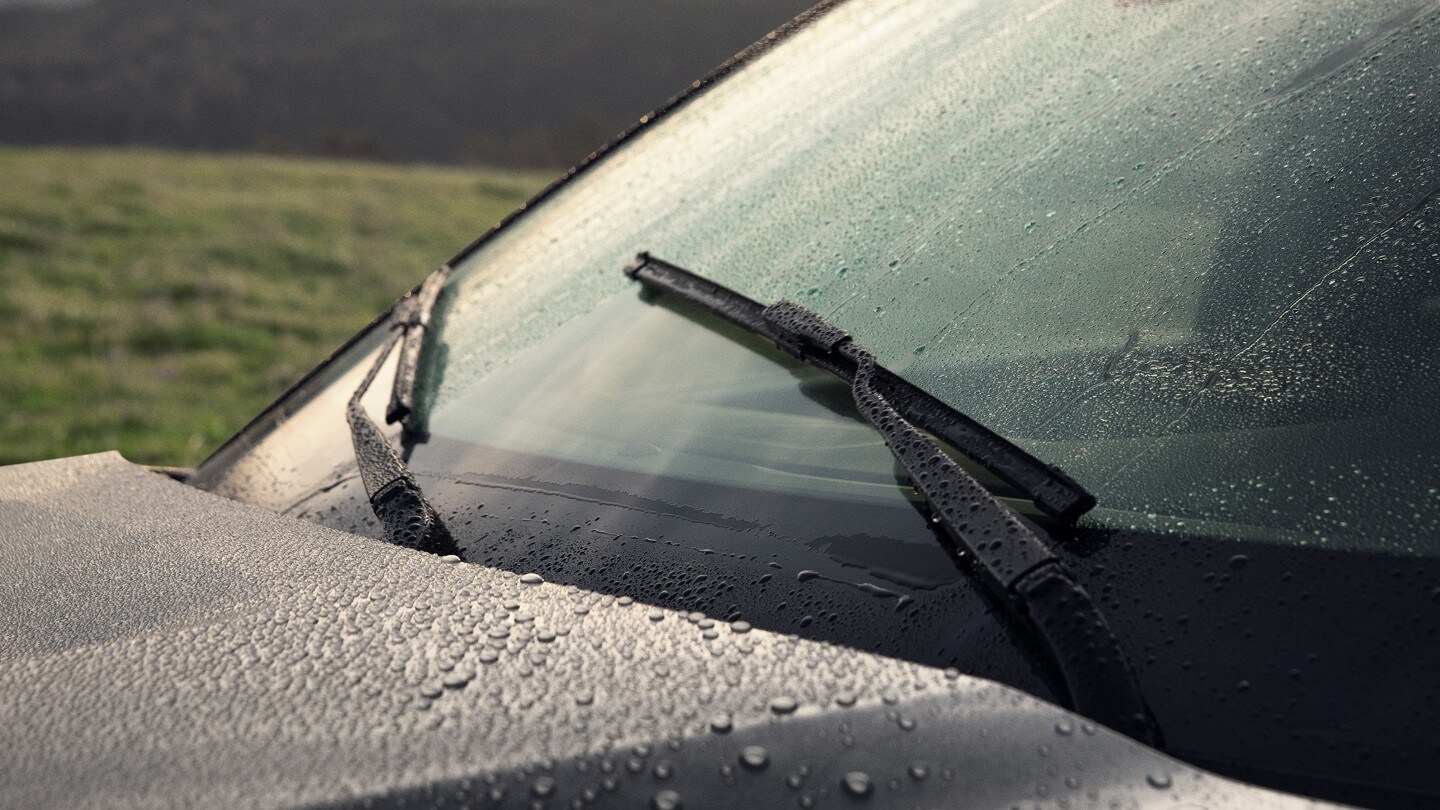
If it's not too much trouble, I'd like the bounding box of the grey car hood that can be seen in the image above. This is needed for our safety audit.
[0,452,1332,808]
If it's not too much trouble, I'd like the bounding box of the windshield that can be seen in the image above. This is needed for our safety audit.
[405,0,1440,555]
[192,0,1440,803]
[428,292,918,505]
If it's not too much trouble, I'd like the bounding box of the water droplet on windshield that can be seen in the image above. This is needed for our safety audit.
[651,789,683,810]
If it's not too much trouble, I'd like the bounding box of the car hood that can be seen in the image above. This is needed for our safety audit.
[0,452,1333,808]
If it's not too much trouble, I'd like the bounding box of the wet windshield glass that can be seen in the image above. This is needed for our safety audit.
[430,294,912,500]
[410,0,1440,554]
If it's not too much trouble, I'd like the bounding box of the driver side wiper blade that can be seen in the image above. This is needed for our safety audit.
[626,253,1159,745]
[625,253,1095,521]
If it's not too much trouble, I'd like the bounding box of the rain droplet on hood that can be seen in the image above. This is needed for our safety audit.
[530,776,556,797]
[841,771,874,797]
[739,745,770,771]
[770,696,799,714]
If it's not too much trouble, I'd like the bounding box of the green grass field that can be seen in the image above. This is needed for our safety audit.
[0,146,549,467]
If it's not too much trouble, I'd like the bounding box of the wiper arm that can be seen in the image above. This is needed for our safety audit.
[624,254,1095,521]
[345,266,458,555]
[626,253,1159,745]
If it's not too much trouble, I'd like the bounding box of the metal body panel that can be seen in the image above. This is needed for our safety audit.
[0,453,1330,808]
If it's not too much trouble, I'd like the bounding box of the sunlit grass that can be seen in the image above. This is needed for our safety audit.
[0,146,550,466]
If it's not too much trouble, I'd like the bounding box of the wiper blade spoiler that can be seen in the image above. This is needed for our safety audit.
[625,253,1095,521]
[626,253,1158,745]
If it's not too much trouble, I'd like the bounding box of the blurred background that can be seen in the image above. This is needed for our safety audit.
[0,0,814,467]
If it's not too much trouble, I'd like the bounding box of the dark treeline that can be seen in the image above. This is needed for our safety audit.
[0,0,816,167]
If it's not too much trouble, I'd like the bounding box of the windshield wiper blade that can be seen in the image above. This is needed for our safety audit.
[387,263,453,429]
[626,253,1159,745]
[625,253,1094,521]
[345,267,458,555]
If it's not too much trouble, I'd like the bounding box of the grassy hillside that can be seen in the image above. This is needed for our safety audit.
[0,146,549,467]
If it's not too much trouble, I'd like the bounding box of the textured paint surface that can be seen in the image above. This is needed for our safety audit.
[0,453,1332,808]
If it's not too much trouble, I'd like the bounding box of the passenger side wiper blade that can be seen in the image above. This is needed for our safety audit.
[625,253,1095,521]
[626,253,1159,745]
[344,266,458,556]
